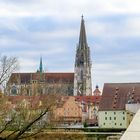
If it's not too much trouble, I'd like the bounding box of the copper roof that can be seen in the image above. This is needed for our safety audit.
[99,83,140,111]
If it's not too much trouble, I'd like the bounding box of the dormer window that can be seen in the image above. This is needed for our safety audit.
[116,87,119,90]
[32,80,37,84]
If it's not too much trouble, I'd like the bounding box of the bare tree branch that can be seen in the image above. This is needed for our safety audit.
[0,55,19,87]
[0,119,13,134]
[12,108,50,140]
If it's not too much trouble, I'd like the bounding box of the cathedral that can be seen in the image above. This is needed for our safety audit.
[6,16,92,96]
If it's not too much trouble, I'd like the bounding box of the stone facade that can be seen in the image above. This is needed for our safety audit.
[6,72,74,96]
[74,16,92,96]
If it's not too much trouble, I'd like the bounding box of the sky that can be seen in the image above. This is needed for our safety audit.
[0,0,140,90]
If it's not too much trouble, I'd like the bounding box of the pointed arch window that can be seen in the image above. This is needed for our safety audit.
[11,85,17,95]
[80,53,84,65]
[81,70,83,80]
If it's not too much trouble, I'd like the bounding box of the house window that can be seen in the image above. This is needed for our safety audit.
[123,117,125,120]
[103,123,105,125]
[105,112,107,115]
[114,117,116,120]
[110,117,111,120]
[114,112,116,115]
[120,123,122,126]
[105,117,107,120]
[123,112,125,114]
[115,123,116,125]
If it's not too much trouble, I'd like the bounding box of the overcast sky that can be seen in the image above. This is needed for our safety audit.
[0,0,140,90]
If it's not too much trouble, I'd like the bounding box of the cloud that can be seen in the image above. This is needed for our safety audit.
[0,0,140,90]
[92,50,140,89]
[0,0,140,18]
[88,16,140,40]
[19,58,37,72]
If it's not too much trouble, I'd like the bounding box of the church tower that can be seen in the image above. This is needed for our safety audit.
[39,57,43,73]
[74,16,92,96]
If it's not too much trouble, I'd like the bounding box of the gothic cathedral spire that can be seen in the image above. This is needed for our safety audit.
[79,15,87,49]
[39,56,43,73]
[74,16,92,96]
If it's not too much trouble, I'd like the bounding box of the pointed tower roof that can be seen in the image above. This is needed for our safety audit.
[39,57,43,73]
[93,85,101,96]
[79,15,87,48]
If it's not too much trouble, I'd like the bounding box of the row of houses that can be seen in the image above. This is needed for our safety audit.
[2,82,140,129]
[1,86,101,127]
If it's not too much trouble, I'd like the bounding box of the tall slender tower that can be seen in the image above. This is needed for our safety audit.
[39,57,43,73]
[74,16,92,96]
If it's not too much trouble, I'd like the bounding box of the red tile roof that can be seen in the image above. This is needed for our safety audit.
[56,96,70,108]
[7,95,53,109]
[75,96,101,105]
[99,83,140,111]
[7,95,70,109]
[7,96,41,108]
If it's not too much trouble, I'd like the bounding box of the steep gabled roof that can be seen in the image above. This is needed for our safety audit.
[99,83,140,111]
[46,73,74,83]
[93,85,101,96]
[8,72,74,84]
